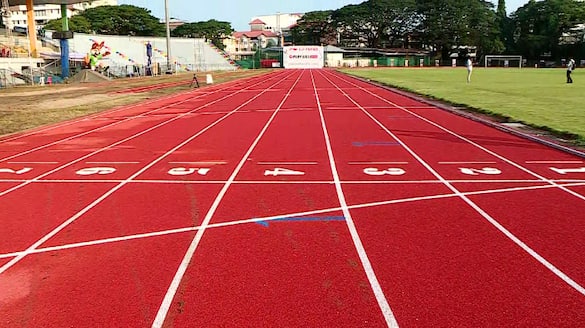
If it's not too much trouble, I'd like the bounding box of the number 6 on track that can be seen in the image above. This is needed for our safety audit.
[76,167,117,176]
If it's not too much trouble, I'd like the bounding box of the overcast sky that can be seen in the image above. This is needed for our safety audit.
[118,0,530,31]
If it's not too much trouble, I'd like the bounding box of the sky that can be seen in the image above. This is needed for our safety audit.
[118,0,530,31]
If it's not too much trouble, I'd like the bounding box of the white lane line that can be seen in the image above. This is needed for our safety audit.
[6,162,59,164]
[151,70,305,328]
[6,180,583,264]
[525,161,584,164]
[168,161,227,165]
[86,162,140,164]
[0,72,291,277]
[438,162,498,165]
[2,178,576,185]
[322,69,585,297]
[348,162,409,165]
[311,70,398,328]
[256,161,319,165]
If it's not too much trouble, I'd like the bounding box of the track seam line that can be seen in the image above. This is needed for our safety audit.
[151,70,305,327]
[319,69,585,297]
[311,70,399,327]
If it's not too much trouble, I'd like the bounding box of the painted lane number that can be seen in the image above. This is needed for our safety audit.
[459,167,502,176]
[264,168,305,176]
[550,167,585,175]
[0,168,33,175]
[168,167,211,176]
[76,167,117,176]
[363,168,406,176]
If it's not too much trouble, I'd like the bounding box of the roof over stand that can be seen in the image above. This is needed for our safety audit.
[7,0,87,5]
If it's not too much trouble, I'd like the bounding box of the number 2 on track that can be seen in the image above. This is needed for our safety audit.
[459,167,502,176]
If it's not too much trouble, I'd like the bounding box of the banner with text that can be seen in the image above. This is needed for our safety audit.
[283,46,324,69]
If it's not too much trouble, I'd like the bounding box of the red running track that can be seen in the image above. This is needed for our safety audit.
[0,69,584,327]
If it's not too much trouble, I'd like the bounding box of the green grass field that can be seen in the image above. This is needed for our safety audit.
[341,67,585,144]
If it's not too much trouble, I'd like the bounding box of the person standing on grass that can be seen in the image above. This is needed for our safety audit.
[567,58,576,83]
[466,56,473,83]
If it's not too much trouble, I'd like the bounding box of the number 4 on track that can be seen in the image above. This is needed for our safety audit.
[264,168,305,176]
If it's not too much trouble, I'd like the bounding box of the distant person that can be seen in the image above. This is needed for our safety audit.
[466,57,473,83]
[567,58,576,83]
[190,73,200,88]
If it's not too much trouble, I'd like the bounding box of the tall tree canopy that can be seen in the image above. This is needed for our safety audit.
[513,0,585,60]
[290,10,336,45]
[44,5,164,36]
[171,19,233,50]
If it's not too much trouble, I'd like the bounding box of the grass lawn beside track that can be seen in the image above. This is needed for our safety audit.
[341,67,585,144]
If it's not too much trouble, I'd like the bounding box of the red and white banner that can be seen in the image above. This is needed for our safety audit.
[283,46,324,69]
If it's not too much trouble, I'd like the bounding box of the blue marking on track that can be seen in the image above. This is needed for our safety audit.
[256,216,346,227]
[352,141,401,147]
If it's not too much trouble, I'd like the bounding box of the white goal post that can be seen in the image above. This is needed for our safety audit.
[484,55,523,68]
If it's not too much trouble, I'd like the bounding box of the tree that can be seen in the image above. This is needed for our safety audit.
[333,0,420,48]
[43,16,92,33]
[512,0,585,60]
[45,5,165,36]
[290,10,335,45]
[496,0,515,53]
[416,0,501,59]
[172,19,233,50]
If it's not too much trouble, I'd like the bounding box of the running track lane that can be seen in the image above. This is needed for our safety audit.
[0,69,584,327]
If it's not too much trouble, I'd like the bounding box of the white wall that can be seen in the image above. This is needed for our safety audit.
[66,33,237,72]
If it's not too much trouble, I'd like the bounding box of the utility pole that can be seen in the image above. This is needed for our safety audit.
[164,0,172,73]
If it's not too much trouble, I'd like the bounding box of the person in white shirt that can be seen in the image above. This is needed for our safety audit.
[466,57,473,83]
[567,58,576,83]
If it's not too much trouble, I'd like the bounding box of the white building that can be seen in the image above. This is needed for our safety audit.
[2,0,117,28]
[250,13,303,35]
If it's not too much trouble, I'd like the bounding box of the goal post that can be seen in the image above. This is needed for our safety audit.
[484,55,523,68]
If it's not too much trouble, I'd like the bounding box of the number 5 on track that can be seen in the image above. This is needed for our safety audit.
[264,168,305,176]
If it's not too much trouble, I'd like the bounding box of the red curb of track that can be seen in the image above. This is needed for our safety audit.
[343,71,585,159]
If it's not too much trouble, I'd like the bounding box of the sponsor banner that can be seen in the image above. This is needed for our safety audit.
[283,46,324,69]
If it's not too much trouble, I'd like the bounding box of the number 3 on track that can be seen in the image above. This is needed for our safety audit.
[363,168,406,176]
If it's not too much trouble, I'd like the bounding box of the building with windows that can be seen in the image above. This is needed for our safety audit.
[224,13,303,60]
[2,0,117,28]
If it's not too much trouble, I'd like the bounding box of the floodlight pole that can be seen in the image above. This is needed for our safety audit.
[164,0,172,73]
